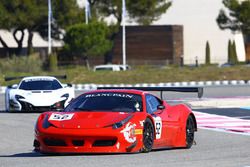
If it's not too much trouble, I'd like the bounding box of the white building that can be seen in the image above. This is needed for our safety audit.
[0,29,62,48]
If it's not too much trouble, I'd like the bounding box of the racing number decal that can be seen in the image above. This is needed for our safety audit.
[155,122,161,137]
[49,113,74,121]
[153,116,162,139]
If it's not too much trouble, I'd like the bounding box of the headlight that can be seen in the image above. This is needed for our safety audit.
[112,115,133,129]
[15,95,25,100]
[42,114,51,129]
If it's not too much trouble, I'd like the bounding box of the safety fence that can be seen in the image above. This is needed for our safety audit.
[1,80,250,94]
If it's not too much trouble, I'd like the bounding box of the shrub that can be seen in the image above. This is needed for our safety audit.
[49,54,58,71]
[205,41,211,65]
[63,21,113,67]
[0,53,43,73]
[231,40,238,64]
[228,40,232,63]
[228,40,238,64]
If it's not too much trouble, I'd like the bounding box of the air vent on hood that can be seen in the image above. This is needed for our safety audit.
[43,91,52,93]
[31,91,41,93]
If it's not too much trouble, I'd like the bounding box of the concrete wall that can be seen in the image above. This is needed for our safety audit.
[113,25,183,66]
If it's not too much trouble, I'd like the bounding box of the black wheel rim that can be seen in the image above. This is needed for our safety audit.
[143,122,154,150]
[186,117,194,146]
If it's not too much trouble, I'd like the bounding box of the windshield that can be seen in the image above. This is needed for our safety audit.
[64,92,143,112]
[19,79,62,90]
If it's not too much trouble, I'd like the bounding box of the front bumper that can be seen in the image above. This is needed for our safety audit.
[34,126,143,154]
[10,99,66,112]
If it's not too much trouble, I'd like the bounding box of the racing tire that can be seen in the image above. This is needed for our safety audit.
[5,92,10,112]
[186,115,195,149]
[5,101,10,112]
[141,118,154,153]
[5,105,9,112]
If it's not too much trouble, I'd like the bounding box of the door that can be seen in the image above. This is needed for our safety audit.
[145,94,167,147]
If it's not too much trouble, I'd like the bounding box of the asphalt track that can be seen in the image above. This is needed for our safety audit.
[0,86,250,167]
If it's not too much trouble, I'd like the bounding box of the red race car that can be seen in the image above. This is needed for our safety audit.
[34,87,203,154]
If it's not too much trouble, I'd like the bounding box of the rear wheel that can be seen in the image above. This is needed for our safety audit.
[141,118,154,153]
[186,115,195,148]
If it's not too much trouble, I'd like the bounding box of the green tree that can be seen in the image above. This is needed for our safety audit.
[126,0,171,25]
[0,0,83,56]
[38,0,84,40]
[232,40,238,64]
[0,0,47,55]
[228,39,238,64]
[217,0,250,42]
[91,0,171,25]
[86,0,171,63]
[205,41,211,65]
[63,22,113,69]
[228,39,233,63]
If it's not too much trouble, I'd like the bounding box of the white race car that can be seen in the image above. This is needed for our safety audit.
[5,76,75,112]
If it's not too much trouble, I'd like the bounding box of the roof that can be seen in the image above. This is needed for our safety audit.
[21,76,58,81]
[84,89,146,96]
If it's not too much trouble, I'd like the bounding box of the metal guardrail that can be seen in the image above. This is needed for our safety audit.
[1,80,250,94]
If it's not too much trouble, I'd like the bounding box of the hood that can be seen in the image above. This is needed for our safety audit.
[12,89,68,106]
[47,112,132,129]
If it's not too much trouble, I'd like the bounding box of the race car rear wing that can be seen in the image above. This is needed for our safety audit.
[4,76,26,81]
[97,86,203,99]
[4,75,67,81]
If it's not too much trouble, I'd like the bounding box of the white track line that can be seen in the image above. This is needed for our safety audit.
[193,111,250,135]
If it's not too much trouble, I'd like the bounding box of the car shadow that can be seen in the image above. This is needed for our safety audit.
[0,147,188,158]
[0,151,138,157]
[0,152,43,158]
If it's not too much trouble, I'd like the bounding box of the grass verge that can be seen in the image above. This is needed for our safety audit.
[1,64,250,86]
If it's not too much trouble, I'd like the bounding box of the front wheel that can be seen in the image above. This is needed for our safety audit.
[141,118,154,153]
[5,99,10,112]
[186,115,195,148]
[5,102,10,112]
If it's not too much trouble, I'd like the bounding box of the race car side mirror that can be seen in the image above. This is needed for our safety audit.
[157,105,165,110]
[12,84,18,89]
[66,83,72,87]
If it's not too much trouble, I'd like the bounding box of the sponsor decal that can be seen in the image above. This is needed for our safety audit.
[120,122,136,143]
[135,129,143,135]
[153,116,162,139]
[49,113,74,121]
[119,112,126,114]
[24,78,53,82]
[85,93,134,99]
